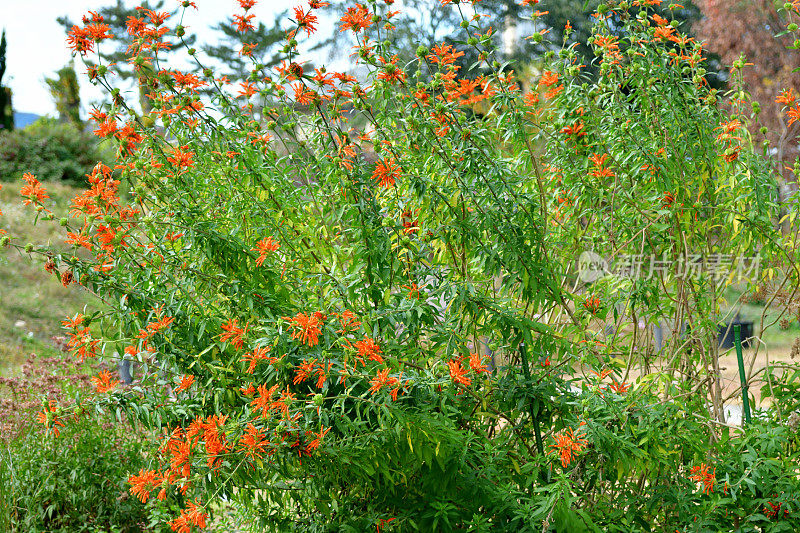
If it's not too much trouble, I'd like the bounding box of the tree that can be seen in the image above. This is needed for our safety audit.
[202,15,287,82]
[694,0,800,175]
[45,61,82,127]
[0,29,14,131]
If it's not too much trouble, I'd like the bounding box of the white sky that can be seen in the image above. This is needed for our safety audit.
[0,0,300,116]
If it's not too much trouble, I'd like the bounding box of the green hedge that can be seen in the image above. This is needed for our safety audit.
[0,118,111,184]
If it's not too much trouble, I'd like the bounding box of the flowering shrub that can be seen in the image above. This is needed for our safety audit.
[8,0,800,530]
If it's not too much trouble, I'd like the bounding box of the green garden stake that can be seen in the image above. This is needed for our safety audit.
[734,324,752,425]
[519,342,545,457]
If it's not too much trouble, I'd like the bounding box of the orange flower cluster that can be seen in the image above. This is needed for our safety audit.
[20,173,50,207]
[340,4,372,33]
[284,312,325,346]
[355,336,384,364]
[689,463,716,495]
[61,313,100,361]
[372,158,401,188]
[168,500,208,533]
[252,236,280,266]
[293,358,331,389]
[550,424,588,467]
[92,370,120,393]
[583,296,601,315]
[220,318,248,350]
[242,346,280,373]
[66,11,113,55]
[589,153,615,179]
[175,374,195,392]
[715,119,742,163]
[36,399,66,437]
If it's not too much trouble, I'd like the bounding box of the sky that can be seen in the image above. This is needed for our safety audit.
[1,0,292,116]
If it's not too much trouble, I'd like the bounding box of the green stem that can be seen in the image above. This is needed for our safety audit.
[734,324,752,425]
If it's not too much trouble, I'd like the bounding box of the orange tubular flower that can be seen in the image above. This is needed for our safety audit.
[36,399,66,437]
[776,88,795,106]
[129,468,161,503]
[469,353,489,374]
[337,310,361,333]
[369,367,398,395]
[21,173,50,206]
[372,158,401,188]
[168,500,208,533]
[550,424,588,467]
[175,374,195,392]
[355,336,383,363]
[787,105,800,126]
[166,146,195,169]
[239,423,270,460]
[339,4,372,33]
[252,236,280,266]
[447,359,472,387]
[242,346,271,373]
[220,318,248,350]
[583,296,601,314]
[233,13,256,33]
[92,370,121,393]
[294,6,318,35]
[689,463,716,495]
[284,312,323,346]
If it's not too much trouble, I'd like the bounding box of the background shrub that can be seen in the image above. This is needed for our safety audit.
[0,117,112,184]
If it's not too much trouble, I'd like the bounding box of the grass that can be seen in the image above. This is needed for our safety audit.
[0,180,100,375]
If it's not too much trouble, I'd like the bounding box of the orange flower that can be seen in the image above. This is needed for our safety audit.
[92,370,120,393]
[372,158,400,188]
[21,173,50,206]
[220,319,248,349]
[175,374,195,392]
[166,146,195,169]
[469,353,489,374]
[233,13,255,33]
[403,282,420,299]
[337,310,361,333]
[252,237,280,266]
[284,312,323,346]
[340,4,372,33]
[239,423,269,460]
[168,500,208,533]
[294,5,318,35]
[250,383,279,418]
[129,468,161,503]
[36,399,66,437]
[606,380,629,394]
[369,367,398,394]
[776,88,795,106]
[539,71,559,87]
[293,358,317,384]
[447,359,471,387]
[377,55,406,85]
[550,424,588,467]
[583,296,601,314]
[306,426,331,450]
[786,105,800,126]
[355,336,383,363]
[242,346,271,373]
[689,463,716,495]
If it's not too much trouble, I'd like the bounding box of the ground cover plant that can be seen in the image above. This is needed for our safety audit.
[6,0,800,530]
